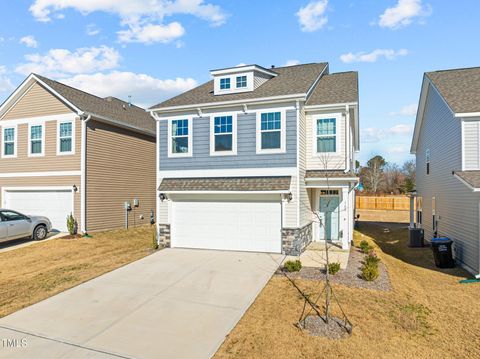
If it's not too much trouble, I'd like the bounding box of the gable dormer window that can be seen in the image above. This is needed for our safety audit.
[236,76,247,88]
[220,78,230,90]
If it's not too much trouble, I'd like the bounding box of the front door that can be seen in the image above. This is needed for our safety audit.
[319,196,340,241]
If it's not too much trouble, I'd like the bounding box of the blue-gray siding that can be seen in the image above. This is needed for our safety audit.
[159,110,297,170]
[416,85,479,274]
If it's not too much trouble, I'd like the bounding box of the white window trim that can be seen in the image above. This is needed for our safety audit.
[167,116,193,158]
[313,114,341,155]
[28,122,45,157]
[236,75,247,89]
[1,125,17,158]
[256,108,287,154]
[210,113,237,156]
[214,72,254,95]
[57,120,76,156]
[219,77,231,90]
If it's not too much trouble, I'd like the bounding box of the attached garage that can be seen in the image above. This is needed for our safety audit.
[172,199,282,253]
[159,176,292,254]
[2,187,74,232]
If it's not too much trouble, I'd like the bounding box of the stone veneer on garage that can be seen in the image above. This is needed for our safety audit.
[282,222,313,256]
[159,222,313,255]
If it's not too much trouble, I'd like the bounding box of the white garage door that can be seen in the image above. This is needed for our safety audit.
[3,189,73,232]
[172,200,282,253]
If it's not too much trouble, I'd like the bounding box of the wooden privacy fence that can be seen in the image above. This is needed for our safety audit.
[356,196,413,211]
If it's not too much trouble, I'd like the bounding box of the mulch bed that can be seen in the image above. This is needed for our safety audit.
[277,248,391,291]
[299,315,352,339]
[60,234,84,240]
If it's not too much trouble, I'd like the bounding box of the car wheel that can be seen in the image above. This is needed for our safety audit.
[33,225,48,241]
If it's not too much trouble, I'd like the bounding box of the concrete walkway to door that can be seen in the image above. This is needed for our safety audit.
[0,249,284,359]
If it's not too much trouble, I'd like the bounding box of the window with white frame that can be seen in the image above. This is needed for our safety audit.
[213,115,234,153]
[260,112,282,150]
[426,148,430,175]
[3,127,15,157]
[236,75,247,88]
[30,124,43,155]
[220,77,230,90]
[171,119,190,154]
[317,118,336,153]
[59,121,73,154]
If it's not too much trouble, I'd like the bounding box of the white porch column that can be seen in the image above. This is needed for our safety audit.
[341,187,350,250]
[408,193,416,228]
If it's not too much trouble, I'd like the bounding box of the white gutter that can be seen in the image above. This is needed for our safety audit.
[150,111,162,239]
[80,113,91,233]
[158,190,290,195]
[149,93,307,113]
[83,112,155,137]
[304,102,358,110]
[345,104,350,173]
[455,112,480,118]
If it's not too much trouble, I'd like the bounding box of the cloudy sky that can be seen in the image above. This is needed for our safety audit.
[0,0,479,165]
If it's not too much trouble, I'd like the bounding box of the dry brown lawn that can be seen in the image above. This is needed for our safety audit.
[216,222,480,359]
[0,225,156,318]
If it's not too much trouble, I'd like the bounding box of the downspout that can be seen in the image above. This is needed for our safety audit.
[150,111,162,244]
[345,104,350,173]
[80,113,91,233]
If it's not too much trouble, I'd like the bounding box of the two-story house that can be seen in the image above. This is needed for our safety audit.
[411,66,480,277]
[0,74,156,233]
[150,63,359,255]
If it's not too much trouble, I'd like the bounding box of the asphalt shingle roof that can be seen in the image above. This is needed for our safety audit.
[305,170,358,179]
[35,74,155,134]
[150,63,328,109]
[426,67,480,114]
[159,176,292,192]
[306,72,358,106]
[454,171,480,189]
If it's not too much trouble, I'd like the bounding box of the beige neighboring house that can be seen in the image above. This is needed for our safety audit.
[0,74,156,233]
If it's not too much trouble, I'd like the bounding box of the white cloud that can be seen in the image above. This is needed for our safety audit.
[389,103,418,116]
[59,71,197,108]
[0,66,14,93]
[296,0,328,32]
[340,48,408,63]
[361,124,413,142]
[15,46,120,77]
[387,145,409,154]
[19,35,38,48]
[117,22,185,44]
[29,0,227,44]
[379,0,431,29]
[86,23,101,36]
[284,59,300,66]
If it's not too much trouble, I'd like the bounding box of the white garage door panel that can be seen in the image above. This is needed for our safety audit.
[172,201,281,253]
[4,190,72,232]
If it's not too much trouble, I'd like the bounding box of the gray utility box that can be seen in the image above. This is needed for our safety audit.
[409,227,424,247]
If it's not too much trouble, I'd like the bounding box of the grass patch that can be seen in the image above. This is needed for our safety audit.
[0,225,156,318]
[215,222,480,358]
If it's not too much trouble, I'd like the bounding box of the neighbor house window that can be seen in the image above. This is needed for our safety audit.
[212,115,235,154]
[426,149,430,175]
[171,119,190,155]
[3,127,15,157]
[29,124,43,156]
[260,112,282,150]
[416,197,423,225]
[58,121,74,154]
[220,78,230,90]
[236,76,247,88]
[317,118,336,153]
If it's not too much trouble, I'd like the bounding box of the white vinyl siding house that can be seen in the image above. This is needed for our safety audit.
[412,68,480,276]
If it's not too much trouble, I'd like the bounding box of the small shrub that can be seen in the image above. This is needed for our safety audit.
[66,213,77,235]
[359,240,373,253]
[365,251,381,266]
[328,262,341,275]
[152,232,159,250]
[284,260,302,272]
[362,262,379,281]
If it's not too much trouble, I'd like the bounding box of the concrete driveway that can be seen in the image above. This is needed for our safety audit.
[0,249,283,359]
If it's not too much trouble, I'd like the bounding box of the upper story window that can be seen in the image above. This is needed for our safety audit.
[29,124,44,156]
[2,127,16,158]
[169,118,192,157]
[220,78,230,90]
[58,121,74,155]
[211,115,236,155]
[236,76,247,88]
[426,148,430,174]
[257,111,285,153]
[317,118,336,153]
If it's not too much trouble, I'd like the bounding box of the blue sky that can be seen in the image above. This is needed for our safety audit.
[0,0,479,165]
